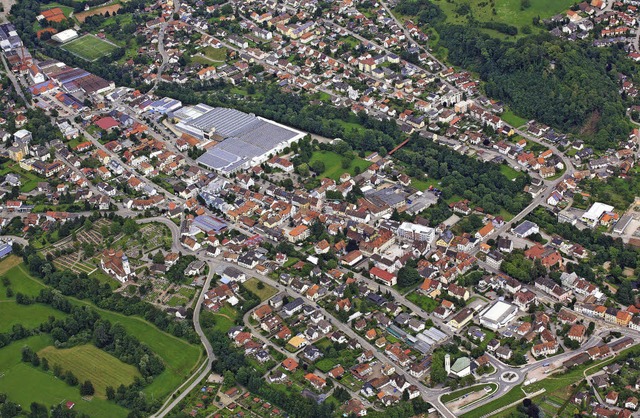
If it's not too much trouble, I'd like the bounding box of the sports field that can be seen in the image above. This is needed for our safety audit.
[38,345,141,397]
[62,34,119,61]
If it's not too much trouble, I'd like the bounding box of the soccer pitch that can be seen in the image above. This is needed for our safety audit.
[61,34,118,61]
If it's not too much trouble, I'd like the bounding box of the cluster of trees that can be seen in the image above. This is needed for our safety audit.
[166,255,196,283]
[437,26,632,147]
[396,132,532,218]
[22,246,198,343]
[500,251,548,284]
[526,208,638,294]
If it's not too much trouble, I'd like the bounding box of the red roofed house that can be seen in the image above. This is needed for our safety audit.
[95,116,120,131]
[370,266,397,286]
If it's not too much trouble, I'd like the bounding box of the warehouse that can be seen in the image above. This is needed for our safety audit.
[190,106,305,174]
[479,300,518,330]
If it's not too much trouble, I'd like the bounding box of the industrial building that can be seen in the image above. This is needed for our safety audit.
[185,105,305,174]
[581,202,614,227]
[479,300,518,330]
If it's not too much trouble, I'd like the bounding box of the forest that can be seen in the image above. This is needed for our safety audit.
[395,0,635,148]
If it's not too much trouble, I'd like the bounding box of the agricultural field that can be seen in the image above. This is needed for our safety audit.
[74,3,122,23]
[62,34,119,61]
[0,257,203,411]
[0,335,130,417]
[431,0,577,38]
[38,345,141,398]
[243,277,277,301]
[308,151,371,181]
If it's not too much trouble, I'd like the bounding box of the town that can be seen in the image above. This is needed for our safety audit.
[1,0,640,418]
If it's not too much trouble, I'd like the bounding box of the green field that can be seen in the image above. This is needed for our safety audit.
[0,302,66,333]
[0,259,203,412]
[411,177,439,191]
[39,345,141,398]
[62,35,119,61]
[202,46,227,62]
[0,258,46,299]
[79,302,202,399]
[243,278,277,301]
[0,335,130,417]
[431,0,577,38]
[501,109,528,127]
[500,164,523,181]
[406,292,439,313]
[309,151,371,181]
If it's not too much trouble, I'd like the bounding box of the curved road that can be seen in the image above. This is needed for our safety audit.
[150,259,216,418]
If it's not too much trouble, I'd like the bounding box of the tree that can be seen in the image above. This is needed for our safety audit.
[80,380,95,396]
[617,281,634,305]
[123,219,139,235]
[310,160,325,173]
[106,386,115,400]
[29,402,48,418]
[397,266,421,288]
[65,371,78,386]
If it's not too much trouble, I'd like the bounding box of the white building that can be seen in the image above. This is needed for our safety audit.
[397,222,435,242]
[581,202,614,227]
[479,300,518,330]
[51,29,78,44]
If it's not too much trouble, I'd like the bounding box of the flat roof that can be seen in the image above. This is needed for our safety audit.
[583,202,614,221]
[481,300,514,322]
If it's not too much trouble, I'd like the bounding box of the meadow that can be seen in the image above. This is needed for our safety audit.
[0,257,203,414]
[309,151,371,181]
[38,345,141,398]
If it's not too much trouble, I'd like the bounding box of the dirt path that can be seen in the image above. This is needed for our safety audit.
[0,0,15,22]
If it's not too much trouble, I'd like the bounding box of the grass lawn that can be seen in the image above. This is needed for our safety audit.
[0,259,46,299]
[0,335,129,417]
[201,46,227,62]
[411,177,439,191]
[0,302,66,333]
[38,345,141,398]
[442,383,497,403]
[213,304,238,333]
[243,278,277,301]
[0,162,47,192]
[500,164,523,181]
[406,292,439,313]
[309,151,371,181]
[431,0,576,38]
[501,109,528,128]
[62,35,119,61]
[315,359,338,373]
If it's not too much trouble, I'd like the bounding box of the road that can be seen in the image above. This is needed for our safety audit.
[150,259,216,418]
[1,54,31,108]
[152,0,181,92]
